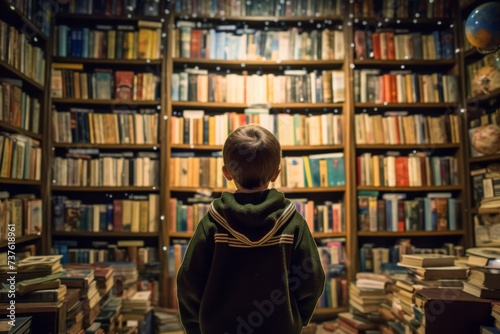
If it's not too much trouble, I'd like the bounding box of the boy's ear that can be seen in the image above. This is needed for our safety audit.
[222,165,233,181]
[270,168,281,182]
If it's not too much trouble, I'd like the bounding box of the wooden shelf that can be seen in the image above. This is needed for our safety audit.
[169,232,194,239]
[0,177,41,186]
[53,143,160,150]
[0,121,43,141]
[174,13,344,23]
[51,98,160,106]
[170,144,344,151]
[51,186,159,192]
[353,17,453,27]
[353,59,456,68]
[170,186,346,193]
[466,88,500,106]
[357,186,463,192]
[469,153,500,163]
[55,13,162,23]
[0,60,45,94]
[356,143,460,150]
[173,58,344,70]
[312,232,346,238]
[52,231,158,238]
[52,57,163,66]
[355,102,458,109]
[0,234,41,248]
[358,230,465,237]
[172,101,344,110]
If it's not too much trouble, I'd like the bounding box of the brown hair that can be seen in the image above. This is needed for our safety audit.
[222,124,281,189]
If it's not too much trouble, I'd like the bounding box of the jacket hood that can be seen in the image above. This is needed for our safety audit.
[210,188,295,243]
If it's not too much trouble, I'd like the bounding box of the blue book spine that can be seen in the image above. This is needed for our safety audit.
[82,28,90,58]
[432,30,442,59]
[58,25,68,57]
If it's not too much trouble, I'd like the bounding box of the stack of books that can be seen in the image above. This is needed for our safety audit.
[63,263,115,297]
[102,262,139,300]
[121,290,153,333]
[60,268,101,329]
[95,296,123,334]
[463,248,500,300]
[64,287,83,334]
[153,307,185,334]
[349,273,391,314]
[395,254,469,332]
[0,255,65,300]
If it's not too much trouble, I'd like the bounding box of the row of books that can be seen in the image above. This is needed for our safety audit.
[318,244,348,308]
[53,242,157,266]
[173,22,345,60]
[355,112,460,145]
[356,153,459,187]
[58,0,161,16]
[471,163,500,208]
[354,28,454,60]
[0,21,46,85]
[359,240,462,273]
[293,200,344,233]
[0,133,41,180]
[353,0,453,18]
[358,192,462,233]
[171,68,345,104]
[0,78,41,133]
[174,0,346,17]
[169,153,346,189]
[52,151,159,187]
[168,197,345,234]
[354,70,459,103]
[55,21,163,60]
[53,194,159,233]
[51,66,160,101]
[0,192,42,238]
[52,108,158,144]
[170,110,344,146]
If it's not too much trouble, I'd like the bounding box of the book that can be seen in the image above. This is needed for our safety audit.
[468,267,500,290]
[406,266,469,280]
[60,269,95,288]
[463,281,500,299]
[399,253,456,267]
[467,247,500,268]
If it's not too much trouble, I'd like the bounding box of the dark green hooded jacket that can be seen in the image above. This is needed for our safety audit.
[177,189,326,334]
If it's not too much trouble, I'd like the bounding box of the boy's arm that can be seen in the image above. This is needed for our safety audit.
[290,218,326,326]
[176,218,214,334]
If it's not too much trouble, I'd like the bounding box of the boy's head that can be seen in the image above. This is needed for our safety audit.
[222,124,281,190]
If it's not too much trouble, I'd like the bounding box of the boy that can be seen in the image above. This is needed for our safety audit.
[177,124,326,334]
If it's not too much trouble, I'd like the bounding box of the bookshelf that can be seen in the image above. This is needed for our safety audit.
[458,0,500,248]
[164,0,352,315]
[350,2,469,273]
[0,0,52,256]
[46,2,169,308]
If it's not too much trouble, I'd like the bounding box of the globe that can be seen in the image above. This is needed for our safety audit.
[465,2,500,50]
[471,124,500,155]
